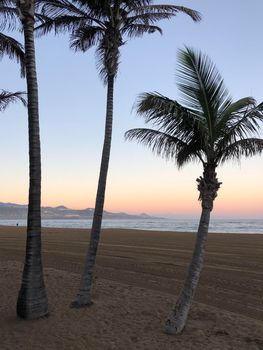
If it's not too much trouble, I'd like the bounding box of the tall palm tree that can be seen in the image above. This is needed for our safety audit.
[0,89,26,110]
[0,0,25,75]
[125,47,263,334]
[15,0,48,319]
[36,0,201,307]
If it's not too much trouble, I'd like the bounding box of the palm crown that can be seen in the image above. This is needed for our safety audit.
[36,0,201,81]
[126,47,263,168]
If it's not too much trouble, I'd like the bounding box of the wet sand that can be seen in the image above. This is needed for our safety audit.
[0,226,263,349]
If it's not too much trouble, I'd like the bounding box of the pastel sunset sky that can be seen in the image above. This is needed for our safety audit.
[1,0,263,218]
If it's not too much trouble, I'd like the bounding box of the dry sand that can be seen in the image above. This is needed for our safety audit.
[0,226,263,349]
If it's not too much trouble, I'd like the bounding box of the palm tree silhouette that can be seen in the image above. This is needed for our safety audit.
[125,47,263,334]
[36,0,201,307]
[15,0,49,319]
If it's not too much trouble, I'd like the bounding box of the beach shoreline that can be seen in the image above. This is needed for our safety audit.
[1,226,263,349]
[1,213,263,235]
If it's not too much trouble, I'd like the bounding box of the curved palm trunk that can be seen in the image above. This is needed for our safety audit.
[164,164,221,334]
[72,74,114,307]
[16,1,48,319]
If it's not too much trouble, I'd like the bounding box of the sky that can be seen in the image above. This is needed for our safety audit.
[1,0,263,218]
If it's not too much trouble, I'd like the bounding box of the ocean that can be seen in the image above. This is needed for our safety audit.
[0,218,262,234]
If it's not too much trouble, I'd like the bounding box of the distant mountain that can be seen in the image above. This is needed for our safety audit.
[0,202,161,220]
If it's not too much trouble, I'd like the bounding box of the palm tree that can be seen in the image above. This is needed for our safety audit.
[0,0,25,75]
[125,47,263,334]
[15,0,48,319]
[36,0,201,307]
[0,89,26,110]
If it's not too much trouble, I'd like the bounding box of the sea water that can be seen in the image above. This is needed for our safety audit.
[0,218,262,233]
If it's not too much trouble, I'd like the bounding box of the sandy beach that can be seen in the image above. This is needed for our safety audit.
[0,226,263,349]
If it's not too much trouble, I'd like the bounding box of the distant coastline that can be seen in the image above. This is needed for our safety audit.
[0,202,161,221]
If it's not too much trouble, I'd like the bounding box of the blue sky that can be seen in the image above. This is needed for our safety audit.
[1,0,263,218]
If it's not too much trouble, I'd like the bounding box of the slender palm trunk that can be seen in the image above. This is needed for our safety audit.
[164,164,221,334]
[16,2,48,319]
[72,74,114,307]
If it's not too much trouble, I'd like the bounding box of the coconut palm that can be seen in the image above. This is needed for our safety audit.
[125,47,263,334]
[15,0,48,319]
[0,0,25,75]
[36,0,201,307]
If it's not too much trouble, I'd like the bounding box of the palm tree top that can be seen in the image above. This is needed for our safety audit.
[126,47,263,167]
[35,1,201,81]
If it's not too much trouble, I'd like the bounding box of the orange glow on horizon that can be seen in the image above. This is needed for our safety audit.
[2,159,262,218]
[1,193,262,218]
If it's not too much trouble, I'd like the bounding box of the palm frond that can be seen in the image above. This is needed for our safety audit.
[125,127,187,161]
[215,101,263,155]
[214,97,255,141]
[0,33,25,77]
[40,0,87,18]
[220,138,263,163]
[0,90,26,111]
[129,5,201,22]
[0,2,18,31]
[35,0,104,36]
[231,102,263,135]
[176,139,204,167]
[125,127,204,167]
[122,0,153,11]
[43,0,104,25]
[126,12,181,25]
[35,14,94,36]
[135,92,207,142]
[219,97,255,121]
[70,25,103,51]
[177,46,232,142]
[136,92,190,125]
[122,23,162,37]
